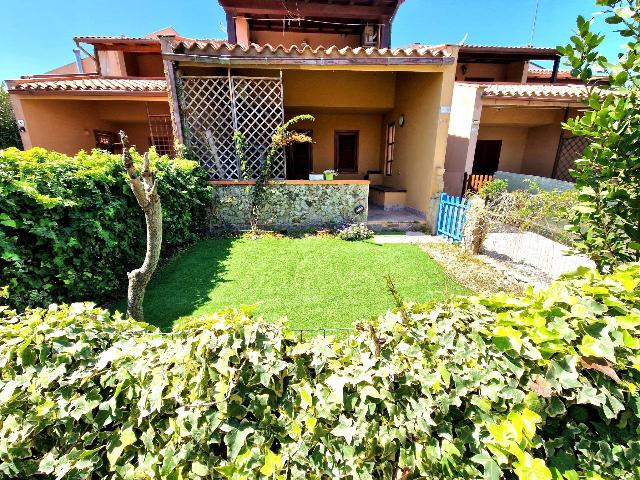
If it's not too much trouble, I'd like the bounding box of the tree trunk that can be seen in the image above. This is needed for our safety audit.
[462,195,487,255]
[120,131,162,322]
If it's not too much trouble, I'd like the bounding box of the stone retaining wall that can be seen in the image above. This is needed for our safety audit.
[210,181,369,231]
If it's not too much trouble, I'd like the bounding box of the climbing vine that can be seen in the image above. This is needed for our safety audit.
[234,115,314,231]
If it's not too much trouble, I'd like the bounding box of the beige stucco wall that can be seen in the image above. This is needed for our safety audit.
[456,61,528,82]
[251,30,360,48]
[480,106,563,126]
[443,83,483,195]
[283,70,396,111]
[10,96,168,155]
[477,126,528,173]
[287,112,383,179]
[521,123,562,177]
[382,71,454,215]
[478,106,567,177]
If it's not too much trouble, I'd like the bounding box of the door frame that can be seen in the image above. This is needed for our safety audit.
[334,130,359,173]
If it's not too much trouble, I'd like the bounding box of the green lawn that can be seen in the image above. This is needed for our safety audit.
[128,237,468,331]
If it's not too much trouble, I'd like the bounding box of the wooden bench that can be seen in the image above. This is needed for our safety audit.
[370,185,407,210]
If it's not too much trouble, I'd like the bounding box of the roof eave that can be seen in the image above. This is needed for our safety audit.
[8,89,168,97]
[162,52,455,66]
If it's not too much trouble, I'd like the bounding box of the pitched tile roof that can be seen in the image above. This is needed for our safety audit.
[8,77,167,95]
[166,40,454,64]
[480,83,591,101]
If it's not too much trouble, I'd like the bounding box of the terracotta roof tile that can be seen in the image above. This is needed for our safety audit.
[169,40,452,60]
[9,77,167,95]
[480,83,590,101]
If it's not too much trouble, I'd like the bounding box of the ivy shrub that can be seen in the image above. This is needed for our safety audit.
[0,86,22,150]
[558,1,640,271]
[0,264,638,479]
[0,147,211,310]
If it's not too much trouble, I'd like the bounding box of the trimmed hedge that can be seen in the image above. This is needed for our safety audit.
[0,264,639,478]
[0,147,211,310]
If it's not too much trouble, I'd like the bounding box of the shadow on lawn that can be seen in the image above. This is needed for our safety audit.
[115,238,234,331]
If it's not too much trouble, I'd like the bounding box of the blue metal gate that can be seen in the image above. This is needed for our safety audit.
[436,193,469,242]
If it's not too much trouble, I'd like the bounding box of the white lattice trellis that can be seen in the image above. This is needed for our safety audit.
[180,74,285,180]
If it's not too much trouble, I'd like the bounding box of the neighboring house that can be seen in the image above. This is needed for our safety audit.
[443,45,601,196]
[6,28,181,156]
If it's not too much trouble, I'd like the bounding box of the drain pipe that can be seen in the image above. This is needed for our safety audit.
[73,49,84,73]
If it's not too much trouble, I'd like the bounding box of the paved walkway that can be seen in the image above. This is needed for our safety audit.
[374,228,595,290]
[373,232,438,244]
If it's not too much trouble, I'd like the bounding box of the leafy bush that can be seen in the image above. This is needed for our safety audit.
[482,187,579,244]
[0,147,211,310]
[336,222,374,241]
[0,86,22,150]
[1,264,639,479]
[558,2,640,271]
[477,178,508,200]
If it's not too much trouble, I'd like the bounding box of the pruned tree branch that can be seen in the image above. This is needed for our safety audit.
[120,131,163,322]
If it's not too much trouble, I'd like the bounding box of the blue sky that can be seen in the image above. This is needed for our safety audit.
[1,0,623,81]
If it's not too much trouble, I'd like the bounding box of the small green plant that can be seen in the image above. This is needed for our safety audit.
[477,178,508,199]
[336,222,373,241]
[323,169,337,180]
[234,115,314,232]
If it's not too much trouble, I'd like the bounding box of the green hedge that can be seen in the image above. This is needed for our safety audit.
[0,147,211,310]
[0,264,638,478]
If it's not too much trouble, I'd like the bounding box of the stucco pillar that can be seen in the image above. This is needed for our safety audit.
[443,83,484,196]
[235,16,250,47]
[6,90,31,149]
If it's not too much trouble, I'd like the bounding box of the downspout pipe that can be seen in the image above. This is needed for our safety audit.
[73,49,84,74]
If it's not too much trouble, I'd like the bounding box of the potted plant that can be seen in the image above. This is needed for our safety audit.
[324,169,337,181]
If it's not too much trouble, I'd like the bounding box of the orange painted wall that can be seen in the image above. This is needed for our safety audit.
[251,30,360,48]
[383,71,452,214]
[13,98,169,155]
[283,70,396,111]
[287,112,383,179]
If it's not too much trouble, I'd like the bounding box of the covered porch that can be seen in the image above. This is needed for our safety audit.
[7,77,173,156]
[444,82,589,195]
[165,38,457,229]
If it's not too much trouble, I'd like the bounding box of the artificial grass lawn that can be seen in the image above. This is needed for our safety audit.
[136,237,468,331]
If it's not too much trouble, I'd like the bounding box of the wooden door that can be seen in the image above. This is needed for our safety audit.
[334,131,359,173]
[472,140,502,175]
[286,130,313,179]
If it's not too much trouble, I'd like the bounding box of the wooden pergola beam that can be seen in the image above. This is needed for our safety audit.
[220,0,395,19]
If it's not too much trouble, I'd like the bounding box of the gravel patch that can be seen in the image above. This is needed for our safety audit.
[481,224,595,289]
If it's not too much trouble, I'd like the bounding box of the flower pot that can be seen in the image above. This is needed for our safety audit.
[324,172,334,181]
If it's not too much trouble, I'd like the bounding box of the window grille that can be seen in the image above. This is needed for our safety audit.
[553,135,590,182]
[385,122,395,176]
[147,113,175,157]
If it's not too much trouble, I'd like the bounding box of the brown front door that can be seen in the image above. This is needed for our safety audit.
[286,130,313,180]
[334,131,359,173]
[472,140,502,175]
